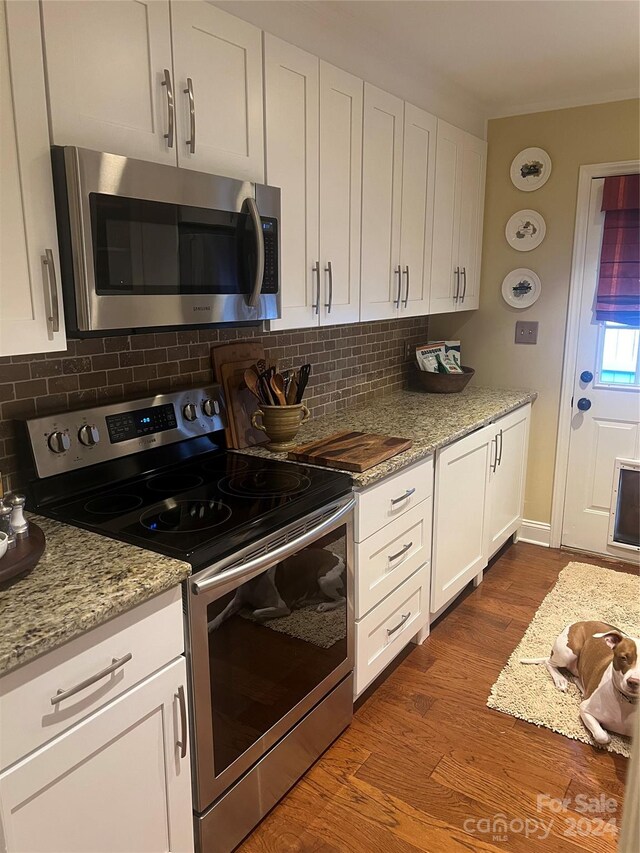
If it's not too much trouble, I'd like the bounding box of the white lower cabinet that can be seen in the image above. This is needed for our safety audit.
[354,456,433,697]
[0,588,193,853]
[431,404,531,615]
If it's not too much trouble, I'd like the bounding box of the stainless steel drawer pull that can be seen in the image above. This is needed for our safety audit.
[387,612,411,636]
[175,684,187,758]
[497,428,504,466]
[162,68,175,148]
[43,249,60,332]
[388,542,412,562]
[390,487,415,506]
[51,652,132,705]
[184,77,195,153]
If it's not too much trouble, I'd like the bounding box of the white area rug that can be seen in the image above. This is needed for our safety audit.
[487,561,639,757]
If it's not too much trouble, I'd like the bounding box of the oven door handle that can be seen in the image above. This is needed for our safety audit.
[246,196,265,308]
[192,496,355,595]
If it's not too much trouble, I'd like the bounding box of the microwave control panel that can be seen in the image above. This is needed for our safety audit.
[261,219,278,294]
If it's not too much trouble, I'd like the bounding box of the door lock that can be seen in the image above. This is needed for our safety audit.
[577,397,592,411]
[580,371,594,383]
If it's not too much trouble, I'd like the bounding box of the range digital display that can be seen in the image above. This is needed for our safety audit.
[106,404,177,444]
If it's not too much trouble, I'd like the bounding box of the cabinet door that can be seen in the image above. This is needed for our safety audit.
[457,133,487,311]
[318,62,363,326]
[0,0,66,356]
[360,84,403,322]
[486,405,531,557]
[431,425,492,613]
[398,103,436,318]
[0,659,193,853]
[429,119,464,315]
[172,2,264,181]
[264,35,319,331]
[41,0,175,165]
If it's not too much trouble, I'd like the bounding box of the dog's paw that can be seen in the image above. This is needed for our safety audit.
[593,732,611,746]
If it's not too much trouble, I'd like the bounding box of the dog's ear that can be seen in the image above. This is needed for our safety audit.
[593,631,624,649]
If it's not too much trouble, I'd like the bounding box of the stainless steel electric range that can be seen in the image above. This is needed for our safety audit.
[19,386,355,852]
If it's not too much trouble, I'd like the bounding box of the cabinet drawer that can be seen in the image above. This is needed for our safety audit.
[355,497,432,619]
[0,587,183,770]
[355,456,433,542]
[355,567,429,697]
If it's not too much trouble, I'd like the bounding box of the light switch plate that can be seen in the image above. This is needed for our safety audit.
[515,321,538,344]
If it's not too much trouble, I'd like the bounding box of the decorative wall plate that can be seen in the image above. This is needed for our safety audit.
[505,209,546,251]
[510,147,552,191]
[501,268,541,308]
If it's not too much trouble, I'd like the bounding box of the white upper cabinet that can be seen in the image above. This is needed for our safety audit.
[360,84,404,322]
[0,0,66,356]
[398,104,437,318]
[41,0,175,165]
[430,119,486,314]
[171,2,264,181]
[318,61,362,326]
[264,35,319,331]
[265,38,362,330]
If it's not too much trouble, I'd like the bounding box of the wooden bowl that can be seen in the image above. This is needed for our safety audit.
[409,364,475,394]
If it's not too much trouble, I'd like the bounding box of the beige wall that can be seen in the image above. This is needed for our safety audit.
[431,99,640,524]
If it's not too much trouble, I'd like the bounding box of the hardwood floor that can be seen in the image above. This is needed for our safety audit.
[239,543,637,853]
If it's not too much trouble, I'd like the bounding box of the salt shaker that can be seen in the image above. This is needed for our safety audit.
[9,494,29,539]
[0,502,16,550]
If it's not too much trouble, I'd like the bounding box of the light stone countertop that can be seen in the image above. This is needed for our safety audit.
[238,386,537,487]
[0,515,190,676]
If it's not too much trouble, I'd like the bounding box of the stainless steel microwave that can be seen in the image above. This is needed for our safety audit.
[51,146,280,335]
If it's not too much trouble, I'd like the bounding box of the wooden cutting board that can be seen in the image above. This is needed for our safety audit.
[211,342,266,449]
[288,431,412,473]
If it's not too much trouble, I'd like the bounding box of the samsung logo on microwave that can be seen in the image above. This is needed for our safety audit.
[193,306,211,313]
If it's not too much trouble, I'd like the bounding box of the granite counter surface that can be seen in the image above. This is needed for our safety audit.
[239,386,537,487]
[0,515,190,676]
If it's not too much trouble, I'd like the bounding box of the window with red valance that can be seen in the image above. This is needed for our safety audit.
[596,173,640,327]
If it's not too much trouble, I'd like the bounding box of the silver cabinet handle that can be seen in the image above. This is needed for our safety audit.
[461,266,467,303]
[162,68,175,148]
[245,196,265,308]
[312,261,320,314]
[453,267,460,302]
[175,684,187,759]
[390,487,415,506]
[51,652,132,705]
[490,435,498,472]
[387,612,411,637]
[394,265,402,308]
[42,249,60,333]
[184,77,195,153]
[324,260,333,313]
[388,542,413,562]
[402,265,410,308]
[497,428,503,466]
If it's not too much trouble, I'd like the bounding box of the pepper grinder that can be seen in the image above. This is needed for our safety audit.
[0,502,16,550]
[9,494,29,540]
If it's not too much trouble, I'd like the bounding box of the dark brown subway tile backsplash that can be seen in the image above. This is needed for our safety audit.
[0,317,428,492]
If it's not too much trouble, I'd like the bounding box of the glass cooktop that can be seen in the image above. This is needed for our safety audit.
[42,451,352,570]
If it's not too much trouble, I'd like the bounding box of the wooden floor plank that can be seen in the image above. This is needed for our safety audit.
[238,543,634,851]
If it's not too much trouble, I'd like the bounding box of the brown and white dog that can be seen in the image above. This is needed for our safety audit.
[522,621,639,745]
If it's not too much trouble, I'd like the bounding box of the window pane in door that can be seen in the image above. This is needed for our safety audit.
[599,322,640,385]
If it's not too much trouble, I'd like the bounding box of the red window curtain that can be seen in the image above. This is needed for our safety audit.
[596,174,640,326]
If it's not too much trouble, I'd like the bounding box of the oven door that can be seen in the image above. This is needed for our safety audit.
[186,496,354,812]
[56,146,280,331]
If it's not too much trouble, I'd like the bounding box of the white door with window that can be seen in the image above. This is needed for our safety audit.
[562,176,640,560]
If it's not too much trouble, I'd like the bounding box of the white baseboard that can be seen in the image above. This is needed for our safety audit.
[517,519,552,547]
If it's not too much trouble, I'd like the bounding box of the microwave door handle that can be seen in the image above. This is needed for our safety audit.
[192,496,355,595]
[245,196,265,308]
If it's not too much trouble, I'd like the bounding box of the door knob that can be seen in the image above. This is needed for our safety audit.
[577,397,592,411]
[580,371,593,383]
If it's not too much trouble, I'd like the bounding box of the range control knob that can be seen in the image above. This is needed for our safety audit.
[202,398,220,417]
[183,403,198,422]
[48,430,71,454]
[78,424,100,447]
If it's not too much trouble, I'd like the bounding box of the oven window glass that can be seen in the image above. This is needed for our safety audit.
[90,195,258,295]
[206,524,349,777]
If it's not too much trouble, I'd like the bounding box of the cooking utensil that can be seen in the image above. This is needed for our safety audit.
[270,373,288,406]
[296,363,311,403]
[243,368,262,401]
[258,370,277,406]
[286,376,298,405]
